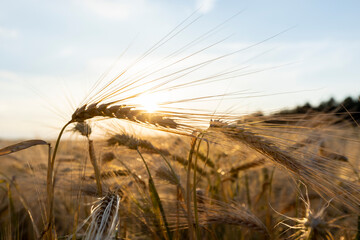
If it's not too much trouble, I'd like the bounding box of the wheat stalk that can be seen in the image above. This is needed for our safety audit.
[72,122,102,195]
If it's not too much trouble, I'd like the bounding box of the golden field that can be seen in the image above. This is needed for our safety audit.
[1,113,360,239]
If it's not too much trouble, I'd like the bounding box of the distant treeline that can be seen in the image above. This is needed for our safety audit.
[275,96,360,126]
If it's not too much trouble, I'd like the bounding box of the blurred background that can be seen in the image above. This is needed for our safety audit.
[0,0,359,139]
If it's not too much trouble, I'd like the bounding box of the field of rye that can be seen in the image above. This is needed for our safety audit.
[1,13,360,240]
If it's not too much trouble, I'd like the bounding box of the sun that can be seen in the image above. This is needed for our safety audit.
[136,94,160,113]
[142,101,158,113]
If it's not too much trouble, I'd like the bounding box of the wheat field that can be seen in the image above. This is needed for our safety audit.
[1,116,360,239]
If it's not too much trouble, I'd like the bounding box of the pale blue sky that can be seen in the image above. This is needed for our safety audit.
[1,0,359,139]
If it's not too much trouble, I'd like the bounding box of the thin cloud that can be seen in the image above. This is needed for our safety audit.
[75,0,153,20]
[0,27,19,39]
[196,0,217,13]
[58,47,75,58]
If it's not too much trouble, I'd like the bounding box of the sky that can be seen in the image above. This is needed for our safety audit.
[0,0,359,139]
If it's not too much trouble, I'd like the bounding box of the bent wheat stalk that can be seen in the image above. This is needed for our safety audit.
[210,121,360,212]
[0,140,48,156]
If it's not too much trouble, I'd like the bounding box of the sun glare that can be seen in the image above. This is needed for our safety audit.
[137,94,160,113]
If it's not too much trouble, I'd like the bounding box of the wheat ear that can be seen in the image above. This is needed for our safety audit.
[71,103,178,129]
[210,122,360,211]
[84,192,121,240]
[198,197,269,236]
[107,133,208,176]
